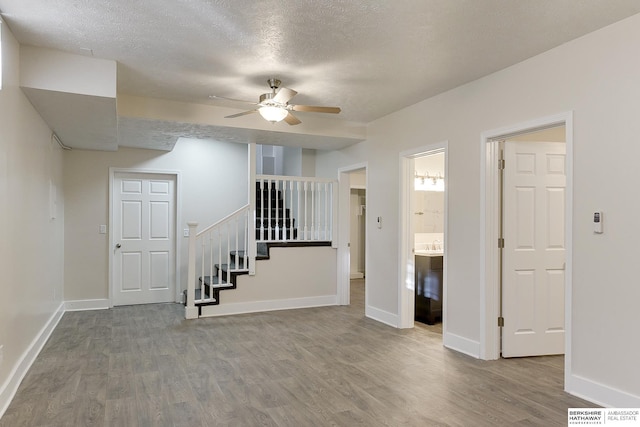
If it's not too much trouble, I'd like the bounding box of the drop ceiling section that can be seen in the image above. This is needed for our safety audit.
[19,46,118,151]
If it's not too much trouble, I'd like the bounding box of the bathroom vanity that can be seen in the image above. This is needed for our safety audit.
[415,250,443,325]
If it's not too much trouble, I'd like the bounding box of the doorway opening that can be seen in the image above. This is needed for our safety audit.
[413,152,445,334]
[480,112,573,390]
[349,170,366,312]
[399,143,447,332]
[337,164,367,313]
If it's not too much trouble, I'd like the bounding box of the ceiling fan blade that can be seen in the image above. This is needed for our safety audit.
[283,112,302,126]
[273,87,297,104]
[291,105,341,114]
[210,95,258,105]
[225,110,258,118]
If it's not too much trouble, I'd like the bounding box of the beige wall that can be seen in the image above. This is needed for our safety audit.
[212,246,337,304]
[63,138,248,301]
[301,148,316,177]
[0,21,65,409]
[316,14,640,405]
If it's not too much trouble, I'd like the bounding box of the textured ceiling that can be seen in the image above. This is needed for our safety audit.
[2,1,640,148]
[117,116,364,152]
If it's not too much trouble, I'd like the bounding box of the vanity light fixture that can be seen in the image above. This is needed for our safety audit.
[415,171,445,192]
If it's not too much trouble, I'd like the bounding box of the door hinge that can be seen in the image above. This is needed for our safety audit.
[498,316,504,327]
[498,159,505,170]
[498,237,504,248]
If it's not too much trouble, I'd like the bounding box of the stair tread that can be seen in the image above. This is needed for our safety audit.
[182,289,217,308]
[199,275,237,288]
[215,263,250,272]
[232,249,268,258]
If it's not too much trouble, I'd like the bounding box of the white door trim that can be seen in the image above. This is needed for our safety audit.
[479,111,573,374]
[337,163,368,306]
[398,142,448,329]
[109,168,182,307]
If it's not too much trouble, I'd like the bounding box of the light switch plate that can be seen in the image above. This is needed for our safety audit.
[183,229,189,237]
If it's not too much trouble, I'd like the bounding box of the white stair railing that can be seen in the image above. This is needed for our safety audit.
[185,205,249,319]
[256,175,336,243]
[185,176,338,319]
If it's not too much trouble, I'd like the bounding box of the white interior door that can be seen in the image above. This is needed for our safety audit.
[113,172,176,306]
[502,141,566,357]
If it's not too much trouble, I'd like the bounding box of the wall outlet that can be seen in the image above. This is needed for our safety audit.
[183,228,189,237]
[0,345,4,367]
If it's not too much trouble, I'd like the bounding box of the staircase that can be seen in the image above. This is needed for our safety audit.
[185,243,268,315]
[185,175,336,319]
[186,182,301,314]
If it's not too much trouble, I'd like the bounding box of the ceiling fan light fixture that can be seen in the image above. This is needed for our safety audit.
[215,79,339,125]
[258,106,288,123]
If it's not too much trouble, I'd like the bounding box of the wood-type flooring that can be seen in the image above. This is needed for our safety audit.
[1,279,593,426]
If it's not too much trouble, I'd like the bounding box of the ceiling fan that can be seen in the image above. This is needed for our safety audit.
[210,78,341,126]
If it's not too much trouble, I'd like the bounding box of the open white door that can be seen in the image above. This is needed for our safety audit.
[112,172,176,306]
[502,141,566,357]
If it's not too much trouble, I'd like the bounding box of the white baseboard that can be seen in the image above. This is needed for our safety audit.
[0,302,65,418]
[443,331,480,358]
[366,305,399,328]
[64,299,110,311]
[566,373,640,408]
[199,295,338,317]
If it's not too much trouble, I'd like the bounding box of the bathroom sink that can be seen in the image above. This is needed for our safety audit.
[415,249,443,256]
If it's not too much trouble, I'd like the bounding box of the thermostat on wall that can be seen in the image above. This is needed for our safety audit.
[593,211,603,234]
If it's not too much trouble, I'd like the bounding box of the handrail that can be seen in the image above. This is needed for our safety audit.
[196,204,250,237]
[186,205,250,319]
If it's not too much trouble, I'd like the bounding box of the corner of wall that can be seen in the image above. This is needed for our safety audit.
[443,332,481,359]
[365,305,399,328]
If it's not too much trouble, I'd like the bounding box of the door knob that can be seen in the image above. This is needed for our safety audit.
[116,243,121,249]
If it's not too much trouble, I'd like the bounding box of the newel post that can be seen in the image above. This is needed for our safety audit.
[185,221,199,319]
[248,143,257,275]
[331,180,339,248]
